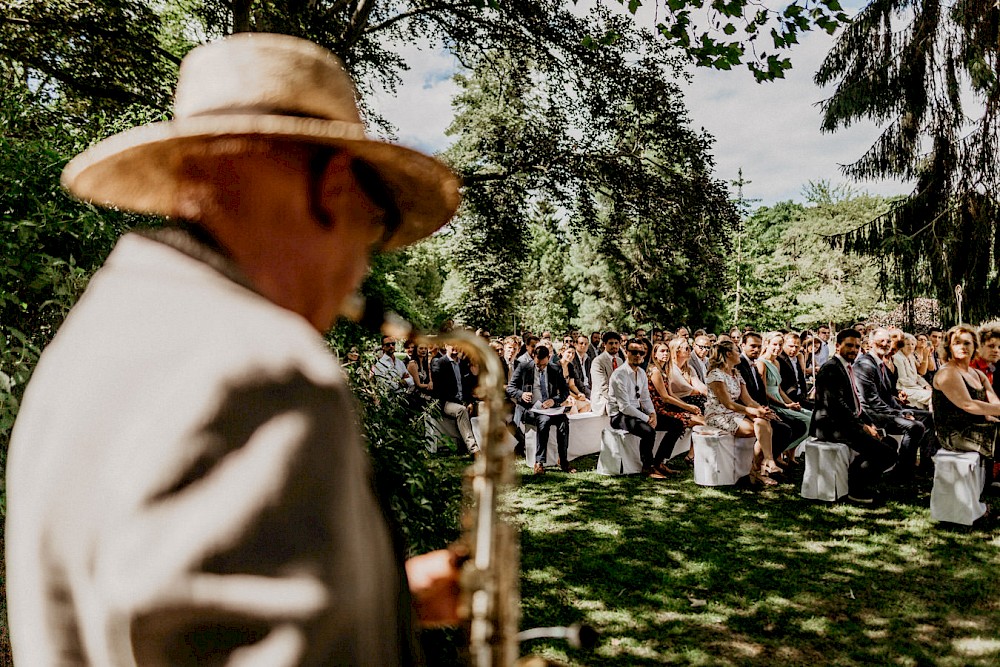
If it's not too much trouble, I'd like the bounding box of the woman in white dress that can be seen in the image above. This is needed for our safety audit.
[704,340,783,485]
[894,333,932,409]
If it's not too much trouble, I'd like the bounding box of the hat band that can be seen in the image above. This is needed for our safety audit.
[186,105,365,128]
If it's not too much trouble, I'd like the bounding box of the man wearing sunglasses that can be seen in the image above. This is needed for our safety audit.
[609,341,671,479]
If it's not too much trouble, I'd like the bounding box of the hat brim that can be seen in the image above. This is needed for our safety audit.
[61,115,461,250]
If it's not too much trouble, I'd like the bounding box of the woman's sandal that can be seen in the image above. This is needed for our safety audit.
[750,468,778,486]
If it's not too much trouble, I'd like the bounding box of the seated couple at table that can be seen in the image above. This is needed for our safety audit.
[507,345,575,475]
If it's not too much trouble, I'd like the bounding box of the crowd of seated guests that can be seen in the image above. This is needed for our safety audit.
[342,319,1000,501]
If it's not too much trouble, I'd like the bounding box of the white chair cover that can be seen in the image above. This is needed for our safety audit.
[692,426,751,486]
[931,450,987,525]
[800,438,851,501]
[596,428,643,476]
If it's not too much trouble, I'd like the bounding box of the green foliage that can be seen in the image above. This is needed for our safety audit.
[342,358,463,558]
[516,202,574,333]
[565,230,623,333]
[612,0,850,81]
[728,183,898,330]
[815,0,1000,324]
[0,76,159,458]
[442,14,737,332]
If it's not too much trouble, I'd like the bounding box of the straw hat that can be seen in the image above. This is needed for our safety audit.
[61,33,461,250]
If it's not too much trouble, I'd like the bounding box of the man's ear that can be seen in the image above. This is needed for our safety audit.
[312,151,355,229]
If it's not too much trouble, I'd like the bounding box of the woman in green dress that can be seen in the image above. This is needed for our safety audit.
[932,325,1000,460]
[757,331,812,454]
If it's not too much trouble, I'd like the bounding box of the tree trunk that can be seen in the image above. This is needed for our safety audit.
[233,0,253,33]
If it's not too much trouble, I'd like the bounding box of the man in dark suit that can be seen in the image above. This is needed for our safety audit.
[431,343,480,455]
[573,334,593,397]
[777,332,812,408]
[811,329,898,503]
[507,345,572,474]
[737,332,802,458]
[853,327,934,479]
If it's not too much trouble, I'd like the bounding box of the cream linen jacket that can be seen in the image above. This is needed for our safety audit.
[6,232,411,666]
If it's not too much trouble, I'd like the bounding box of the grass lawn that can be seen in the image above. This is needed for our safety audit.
[506,455,1000,667]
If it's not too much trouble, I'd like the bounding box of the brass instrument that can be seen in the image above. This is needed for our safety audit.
[366,304,596,666]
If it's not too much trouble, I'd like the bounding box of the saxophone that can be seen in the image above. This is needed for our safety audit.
[371,308,595,666]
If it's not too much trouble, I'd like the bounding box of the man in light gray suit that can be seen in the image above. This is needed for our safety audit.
[589,331,623,415]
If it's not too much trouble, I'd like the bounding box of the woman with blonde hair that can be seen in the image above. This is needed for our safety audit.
[757,332,812,457]
[667,336,708,413]
[704,340,782,485]
[648,341,705,464]
[932,325,1000,461]
[893,333,932,409]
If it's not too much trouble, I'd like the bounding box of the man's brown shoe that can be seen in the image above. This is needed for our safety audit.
[655,462,681,476]
[533,463,546,475]
[642,466,668,480]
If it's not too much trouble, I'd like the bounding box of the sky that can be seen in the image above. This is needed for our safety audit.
[368,13,913,209]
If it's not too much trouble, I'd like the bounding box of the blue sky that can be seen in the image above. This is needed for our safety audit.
[369,18,912,209]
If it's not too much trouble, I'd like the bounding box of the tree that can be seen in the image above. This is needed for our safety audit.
[728,183,898,331]
[516,201,574,333]
[815,0,1000,325]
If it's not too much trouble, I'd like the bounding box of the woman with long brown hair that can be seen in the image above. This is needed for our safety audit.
[704,340,782,485]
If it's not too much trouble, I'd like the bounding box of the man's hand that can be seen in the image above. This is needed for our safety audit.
[540,399,555,409]
[863,424,879,438]
[521,391,533,404]
[406,549,463,628]
[647,412,657,428]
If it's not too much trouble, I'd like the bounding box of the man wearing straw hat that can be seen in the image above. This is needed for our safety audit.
[6,34,462,665]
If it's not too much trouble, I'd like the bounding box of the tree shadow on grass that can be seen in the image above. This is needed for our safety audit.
[510,455,1000,666]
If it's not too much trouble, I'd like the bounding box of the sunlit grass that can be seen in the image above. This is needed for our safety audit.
[506,453,1000,666]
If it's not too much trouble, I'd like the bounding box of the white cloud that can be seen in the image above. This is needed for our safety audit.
[682,28,912,206]
[367,44,461,156]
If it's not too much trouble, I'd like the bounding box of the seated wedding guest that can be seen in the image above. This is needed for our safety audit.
[932,325,1000,480]
[517,334,540,366]
[507,345,573,474]
[757,332,812,454]
[676,326,690,342]
[690,334,711,383]
[802,334,823,379]
[372,335,415,396]
[558,345,592,413]
[894,333,932,409]
[588,331,602,361]
[431,343,481,456]
[609,340,674,479]
[636,336,652,371]
[704,340,782,486]
[573,334,593,396]
[648,342,705,465]
[972,321,1000,390]
[915,333,932,376]
[342,345,360,369]
[811,329,899,503]
[737,332,799,467]
[406,340,434,397]
[668,336,709,412]
[649,343,705,428]
[590,331,623,415]
[854,328,934,479]
[926,327,944,381]
[778,332,812,408]
[503,335,522,370]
